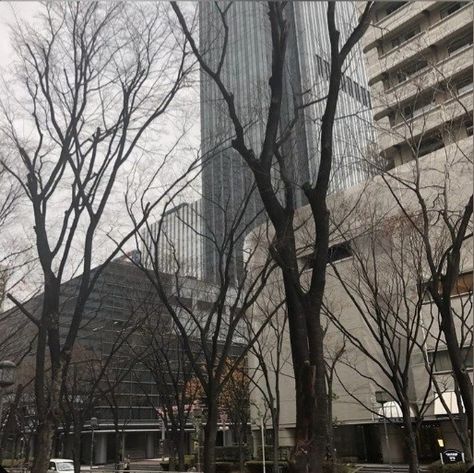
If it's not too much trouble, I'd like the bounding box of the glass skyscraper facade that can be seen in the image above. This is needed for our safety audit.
[200,2,375,282]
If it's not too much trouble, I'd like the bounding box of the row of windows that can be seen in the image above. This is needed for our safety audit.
[378,2,465,53]
[314,54,371,108]
[394,73,472,126]
[429,347,473,373]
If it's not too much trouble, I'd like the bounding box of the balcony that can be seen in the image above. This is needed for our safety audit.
[371,46,473,118]
[362,2,435,51]
[377,90,472,152]
[366,4,473,82]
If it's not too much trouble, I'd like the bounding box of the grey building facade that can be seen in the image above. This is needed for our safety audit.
[199,1,375,282]
[141,200,204,280]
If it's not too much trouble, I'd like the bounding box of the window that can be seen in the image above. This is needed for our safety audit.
[455,75,473,95]
[391,25,421,50]
[417,133,444,157]
[384,2,407,17]
[397,59,428,83]
[428,347,473,373]
[328,242,352,264]
[465,118,473,136]
[452,272,473,296]
[447,33,473,56]
[422,271,473,299]
[402,95,435,120]
[440,2,462,19]
[300,242,352,271]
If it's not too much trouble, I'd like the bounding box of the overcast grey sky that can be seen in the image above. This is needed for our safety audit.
[0,2,202,302]
[0,3,40,68]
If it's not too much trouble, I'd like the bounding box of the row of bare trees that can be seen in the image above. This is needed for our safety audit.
[0,2,471,473]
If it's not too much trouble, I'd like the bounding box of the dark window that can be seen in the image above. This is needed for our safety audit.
[417,133,444,157]
[397,60,428,83]
[440,2,462,19]
[385,2,407,17]
[328,242,352,264]
[448,33,473,56]
[466,118,473,136]
[455,75,473,95]
[429,347,473,373]
[391,25,421,49]
[402,94,435,120]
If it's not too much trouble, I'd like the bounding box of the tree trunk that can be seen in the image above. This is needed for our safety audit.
[238,425,246,473]
[177,426,186,471]
[203,401,218,473]
[31,418,55,473]
[400,402,419,473]
[72,427,82,473]
[440,304,473,430]
[283,285,327,473]
[272,411,279,473]
[453,384,473,463]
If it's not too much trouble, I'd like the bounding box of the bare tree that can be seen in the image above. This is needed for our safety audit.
[0,4,192,472]
[247,284,289,471]
[326,211,438,473]
[371,36,473,432]
[170,2,374,470]
[128,180,278,473]
[135,304,198,471]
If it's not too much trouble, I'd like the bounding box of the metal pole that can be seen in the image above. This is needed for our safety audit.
[260,416,266,473]
[382,403,393,473]
[90,426,95,471]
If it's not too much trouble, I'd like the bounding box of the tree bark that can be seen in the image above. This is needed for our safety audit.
[400,402,419,473]
[439,302,473,430]
[203,401,218,473]
[31,418,56,473]
[179,426,187,471]
[72,428,82,473]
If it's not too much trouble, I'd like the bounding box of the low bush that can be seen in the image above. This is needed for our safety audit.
[427,460,468,473]
[245,461,289,473]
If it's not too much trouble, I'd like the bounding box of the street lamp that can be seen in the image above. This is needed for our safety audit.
[253,405,266,473]
[89,417,98,471]
[375,391,393,473]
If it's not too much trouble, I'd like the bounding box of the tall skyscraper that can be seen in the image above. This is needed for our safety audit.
[200,2,375,282]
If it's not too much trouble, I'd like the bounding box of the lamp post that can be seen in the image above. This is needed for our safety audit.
[254,405,266,473]
[89,417,98,471]
[375,391,393,473]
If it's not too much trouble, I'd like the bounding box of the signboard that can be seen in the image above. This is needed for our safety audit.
[441,449,464,464]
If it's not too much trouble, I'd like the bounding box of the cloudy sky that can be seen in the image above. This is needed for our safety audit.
[0,2,202,302]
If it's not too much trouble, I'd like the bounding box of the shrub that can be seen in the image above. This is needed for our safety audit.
[245,461,289,473]
[215,461,240,473]
[427,460,468,473]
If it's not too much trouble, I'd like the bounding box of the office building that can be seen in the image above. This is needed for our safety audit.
[141,200,204,280]
[1,257,243,462]
[200,2,375,282]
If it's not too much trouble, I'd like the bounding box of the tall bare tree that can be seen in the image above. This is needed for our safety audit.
[0,4,192,472]
[171,3,374,470]
[129,181,278,473]
[326,211,439,473]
